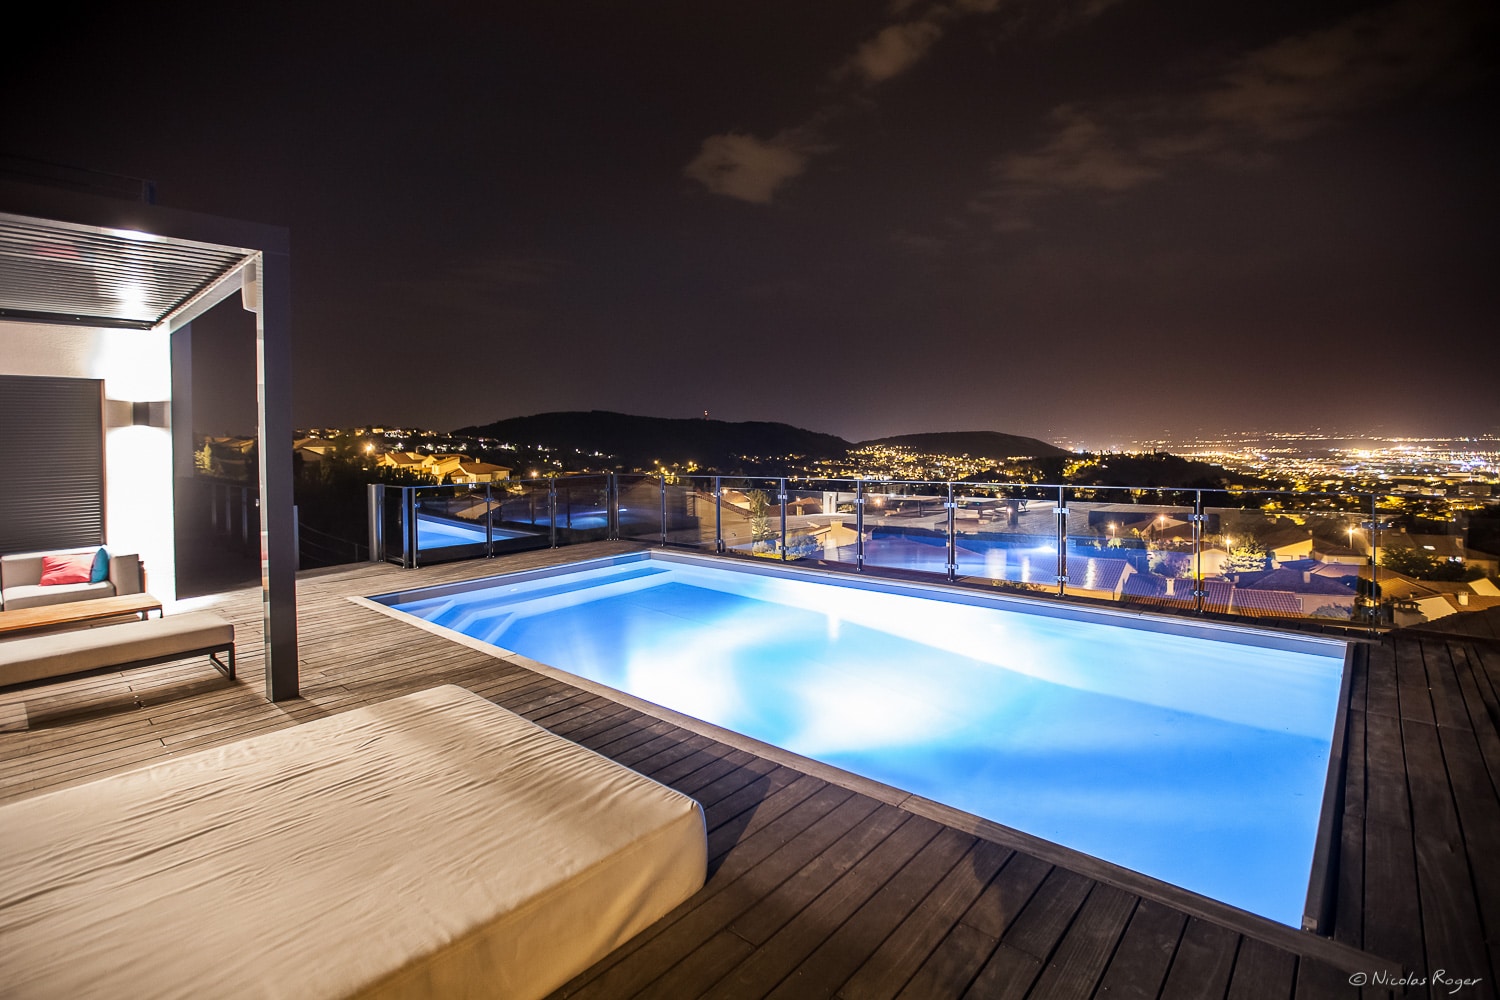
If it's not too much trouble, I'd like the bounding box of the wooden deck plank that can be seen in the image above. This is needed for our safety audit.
[1334,700,1368,954]
[893,922,998,1000]
[1364,640,1401,721]
[835,838,1014,1000]
[609,803,912,1000]
[1092,897,1187,1000]
[1432,727,1500,982]
[560,787,876,999]
[1362,709,1411,830]
[1227,937,1298,1000]
[705,815,945,998]
[990,866,1092,963]
[1293,955,1367,1000]
[765,826,976,1000]
[1158,918,1240,1000]
[1394,639,1435,726]
[1451,644,1500,792]
[1026,883,1136,999]
[1403,718,1492,988]
[958,852,1053,941]
[726,807,928,949]
[960,943,1042,1000]
[1422,640,1474,731]
[1361,817,1424,977]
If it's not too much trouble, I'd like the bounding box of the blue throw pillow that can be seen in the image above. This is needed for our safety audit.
[90,547,110,584]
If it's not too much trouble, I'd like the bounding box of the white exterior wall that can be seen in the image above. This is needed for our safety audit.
[3,321,176,602]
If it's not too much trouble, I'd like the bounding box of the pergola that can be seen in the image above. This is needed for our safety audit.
[0,177,298,700]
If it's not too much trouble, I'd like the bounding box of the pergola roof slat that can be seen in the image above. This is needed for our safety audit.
[0,213,253,329]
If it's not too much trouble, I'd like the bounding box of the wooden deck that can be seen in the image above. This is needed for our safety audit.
[2,541,1496,999]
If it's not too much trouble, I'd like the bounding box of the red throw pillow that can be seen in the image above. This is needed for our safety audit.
[39,554,95,586]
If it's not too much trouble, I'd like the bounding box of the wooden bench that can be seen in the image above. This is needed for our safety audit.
[0,611,233,689]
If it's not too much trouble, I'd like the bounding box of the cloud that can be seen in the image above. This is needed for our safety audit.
[683,132,811,204]
[997,106,1161,192]
[688,0,1123,203]
[841,21,945,85]
[972,0,1495,229]
[1201,0,1490,139]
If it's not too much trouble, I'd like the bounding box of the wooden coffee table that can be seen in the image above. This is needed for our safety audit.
[0,593,163,638]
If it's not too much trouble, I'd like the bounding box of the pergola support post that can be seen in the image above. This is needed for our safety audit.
[249,253,299,700]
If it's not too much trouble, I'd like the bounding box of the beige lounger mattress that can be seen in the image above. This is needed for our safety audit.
[0,684,707,999]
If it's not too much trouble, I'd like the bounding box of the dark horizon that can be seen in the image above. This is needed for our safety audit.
[6,0,1498,443]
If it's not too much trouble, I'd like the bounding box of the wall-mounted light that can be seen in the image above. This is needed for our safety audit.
[108,398,169,428]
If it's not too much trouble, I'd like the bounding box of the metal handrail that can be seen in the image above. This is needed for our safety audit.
[361,471,1468,632]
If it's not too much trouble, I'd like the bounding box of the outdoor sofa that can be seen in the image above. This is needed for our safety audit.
[0,684,708,999]
[0,546,144,611]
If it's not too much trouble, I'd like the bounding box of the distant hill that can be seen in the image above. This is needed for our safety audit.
[456,411,852,472]
[860,431,1068,460]
[1070,453,1265,490]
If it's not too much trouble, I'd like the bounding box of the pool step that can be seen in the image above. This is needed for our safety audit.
[422,564,674,634]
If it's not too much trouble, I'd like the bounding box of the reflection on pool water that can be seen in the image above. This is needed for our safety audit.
[375,553,1346,927]
[416,516,535,549]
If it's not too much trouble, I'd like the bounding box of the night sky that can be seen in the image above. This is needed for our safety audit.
[5,0,1497,444]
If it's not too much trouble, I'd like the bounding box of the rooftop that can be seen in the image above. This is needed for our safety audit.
[4,541,1496,998]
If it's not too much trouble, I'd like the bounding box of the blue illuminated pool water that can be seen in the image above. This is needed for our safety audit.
[374,553,1346,926]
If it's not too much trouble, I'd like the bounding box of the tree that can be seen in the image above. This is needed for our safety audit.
[745,489,771,553]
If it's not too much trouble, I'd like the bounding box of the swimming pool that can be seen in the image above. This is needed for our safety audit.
[371,551,1348,928]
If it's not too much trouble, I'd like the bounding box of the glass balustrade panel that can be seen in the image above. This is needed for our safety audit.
[552,475,612,544]
[859,480,951,579]
[952,484,1061,595]
[779,481,849,568]
[660,474,712,550]
[412,485,489,563]
[716,478,786,559]
[616,474,665,543]
[1375,497,1480,627]
[1060,487,1175,607]
[1197,491,1367,624]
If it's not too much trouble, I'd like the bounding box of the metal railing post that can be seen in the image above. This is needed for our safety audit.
[366,484,382,563]
[779,477,788,561]
[1055,485,1068,596]
[1192,490,1204,612]
[946,482,957,583]
[549,478,558,549]
[855,479,865,571]
[659,476,668,547]
[714,476,723,554]
[1369,491,1380,631]
[406,487,420,568]
[484,483,494,557]
[608,473,618,539]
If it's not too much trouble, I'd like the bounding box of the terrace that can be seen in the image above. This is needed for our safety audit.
[3,180,1497,998]
[4,544,1497,999]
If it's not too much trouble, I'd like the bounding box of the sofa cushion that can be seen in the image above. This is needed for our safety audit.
[39,554,95,586]
[2,581,115,612]
[90,547,110,584]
